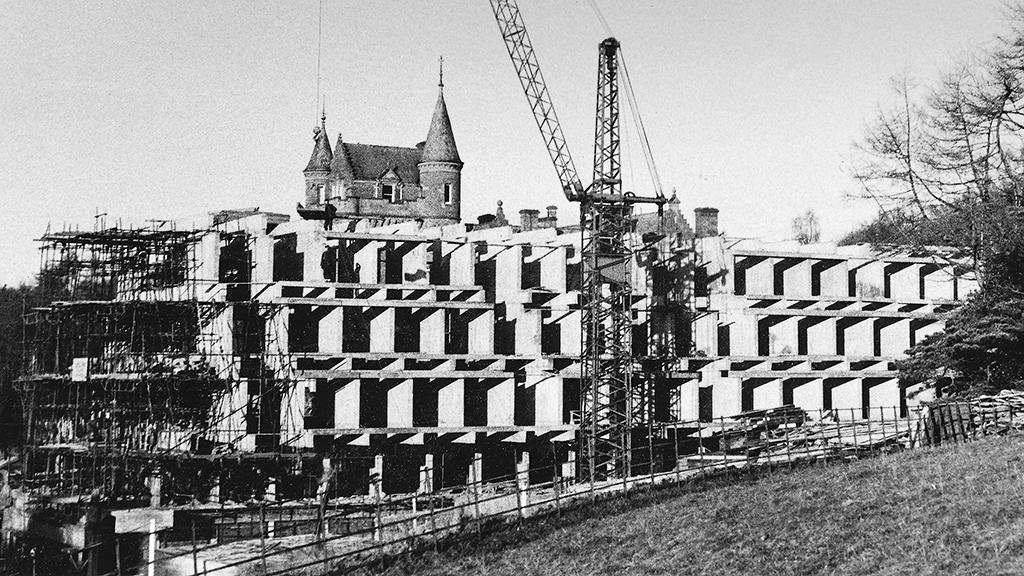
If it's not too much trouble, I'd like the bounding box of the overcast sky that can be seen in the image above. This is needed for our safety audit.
[0,0,1009,285]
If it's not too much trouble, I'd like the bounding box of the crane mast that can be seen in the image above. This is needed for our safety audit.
[490,3,665,481]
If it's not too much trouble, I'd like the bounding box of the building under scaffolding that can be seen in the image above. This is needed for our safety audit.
[2,87,974,575]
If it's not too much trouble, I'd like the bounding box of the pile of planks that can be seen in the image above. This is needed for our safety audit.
[970,390,1024,434]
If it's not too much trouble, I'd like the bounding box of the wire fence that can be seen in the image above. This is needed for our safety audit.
[2,399,1021,576]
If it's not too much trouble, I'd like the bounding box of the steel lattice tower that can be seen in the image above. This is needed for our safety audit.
[579,38,635,481]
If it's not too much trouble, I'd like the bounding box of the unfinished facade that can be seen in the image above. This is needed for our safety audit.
[4,84,973,568]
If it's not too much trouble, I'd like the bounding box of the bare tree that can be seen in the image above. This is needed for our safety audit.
[791,210,822,244]
[851,8,1024,290]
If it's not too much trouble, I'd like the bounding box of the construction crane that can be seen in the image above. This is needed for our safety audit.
[489,0,667,482]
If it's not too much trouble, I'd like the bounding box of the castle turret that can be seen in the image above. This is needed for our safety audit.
[417,69,462,224]
[303,113,333,207]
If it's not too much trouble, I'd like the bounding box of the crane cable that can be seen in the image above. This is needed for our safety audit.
[587,0,664,199]
[620,50,664,198]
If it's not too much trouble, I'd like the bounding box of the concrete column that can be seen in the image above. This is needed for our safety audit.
[252,235,274,287]
[675,378,700,422]
[516,451,530,490]
[805,318,837,356]
[730,314,759,356]
[782,260,812,297]
[494,245,523,301]
[403,242,430,284]
[468,453,483,487]
[768,317,799,355]
[844,319,874,357]
[879,318,911,357]
[922,268,955,300]
[488,378,515,425]
[318,457,333,499]
[818,260,848,297]
[387,379,414,428]
[147,475,161,508]
[418,454,434,494]
[514,306,542,355]
[197,232,221,285]
[540,246,567,291]
[208,477,221,504]
[354,242,378,284]
[532,375,563,425]
[889,264,919,300]
[420,309,445,354]
[319,308,344,352]
[300,228,327,282]
[448,242,475,285]
[853,261,885,298]
[957,275,980,299]
[829,378,862,414]
[562,450,576,481]
[789,378,823,413]
[370,455,385,498]
[468,310,494,354]
[334,381,360,429]
[710,372,742,418]
[867,378,901,411]
[370,308,396,352]
[752,379,783,410]
[437,379,464,427]
[745,257,774,295]
[265,478,278,502]
[560,309,582,356]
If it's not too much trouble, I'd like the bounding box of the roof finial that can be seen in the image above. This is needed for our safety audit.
[438,55,444,89]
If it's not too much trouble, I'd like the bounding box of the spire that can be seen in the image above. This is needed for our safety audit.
[304,111,333,173]
[330,133,354,181]
[420,63,461,165]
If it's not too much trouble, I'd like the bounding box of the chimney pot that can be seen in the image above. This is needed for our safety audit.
[519,208,540,231]
[694,207,719,238]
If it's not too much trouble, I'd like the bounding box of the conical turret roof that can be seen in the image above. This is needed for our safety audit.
[330,133,354,181]
[420,87,461,165]
[304,114,333,173]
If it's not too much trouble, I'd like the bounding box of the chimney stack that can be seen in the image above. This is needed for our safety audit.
[519,208,540,231]
[694,207,719,238]
[537,205,558,229]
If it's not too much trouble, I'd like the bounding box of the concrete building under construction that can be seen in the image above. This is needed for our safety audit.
[2,76,974,572]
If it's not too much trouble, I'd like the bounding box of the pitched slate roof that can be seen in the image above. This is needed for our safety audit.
[420,88,461,164]
[340,143,423,184]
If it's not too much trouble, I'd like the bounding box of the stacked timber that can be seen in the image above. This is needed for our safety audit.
[970,390,1024,434]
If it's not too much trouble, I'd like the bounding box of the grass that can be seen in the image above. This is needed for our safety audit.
[377,435,1024,576]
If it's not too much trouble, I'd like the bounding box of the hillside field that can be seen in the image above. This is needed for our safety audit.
[382,435,1024,576]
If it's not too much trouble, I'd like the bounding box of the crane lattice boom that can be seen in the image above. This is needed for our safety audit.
[489,0,585,200]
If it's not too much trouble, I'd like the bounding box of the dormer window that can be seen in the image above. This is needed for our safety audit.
[381,183,395,203]
[443,183,453,205]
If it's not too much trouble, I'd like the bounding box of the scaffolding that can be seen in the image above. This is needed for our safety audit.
[15,222,300,505]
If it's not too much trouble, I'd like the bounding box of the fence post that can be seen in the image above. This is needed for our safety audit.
[428,489,438,553]
[470,453,482,537]
[865,406,875,456]
[514,455,524,526]
[190,520,199,576]
[259,503,268,575]
[373,474,383,543]
[648,423,656,491]
[553,459,563,519]
[114,536,122,576]
[147,519,156,576]
[674,423,682,485]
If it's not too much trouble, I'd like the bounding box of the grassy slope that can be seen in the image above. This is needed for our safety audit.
[386,436,1024,576]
